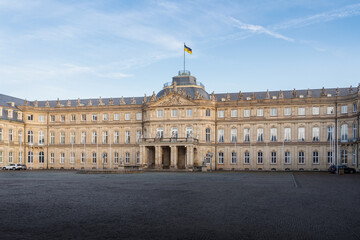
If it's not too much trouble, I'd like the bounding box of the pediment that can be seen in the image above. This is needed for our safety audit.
[151,93,196,107]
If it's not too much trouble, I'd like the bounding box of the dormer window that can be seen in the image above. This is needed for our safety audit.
[246,97,251,100]
[299,95,304,98]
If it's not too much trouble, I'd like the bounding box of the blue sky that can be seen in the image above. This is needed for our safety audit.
[1,0,360,100]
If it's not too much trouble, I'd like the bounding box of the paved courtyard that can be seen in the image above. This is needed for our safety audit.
[0,171,359,240]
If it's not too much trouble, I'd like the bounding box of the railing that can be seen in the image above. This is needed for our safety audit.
[163,81,205,88]
[140,137,198,143]
[178,70,190,76]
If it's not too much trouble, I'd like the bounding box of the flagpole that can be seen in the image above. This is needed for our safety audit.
[183,43,185,73]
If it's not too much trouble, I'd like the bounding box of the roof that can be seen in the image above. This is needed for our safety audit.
[214,87,355,101]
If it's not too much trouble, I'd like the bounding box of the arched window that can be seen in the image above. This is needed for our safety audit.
[39,151,44,163]
[186,127,193,138]
[171,127,178,139]
[156,128,164,138]
[92,131,97,144]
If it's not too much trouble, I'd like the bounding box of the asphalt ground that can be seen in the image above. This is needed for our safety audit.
[0,171,359,240]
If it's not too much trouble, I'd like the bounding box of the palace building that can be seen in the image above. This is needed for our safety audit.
[0,70,359,171]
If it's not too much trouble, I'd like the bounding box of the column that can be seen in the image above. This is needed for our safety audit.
[186,146,194,169]
[140,146,146,167]
[170,146,178,169]
[155,146,162,169]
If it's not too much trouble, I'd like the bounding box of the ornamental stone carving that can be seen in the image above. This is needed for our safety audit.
[143,94,147,103]
[108,98,114,105]
[56,98,61,107]
[321,87,326,97]
[120,96,126,105]
[279,90,283,99]
[87,99,92,106]
[349,85,353,94]
[265,90,270,99]
[131,97,136,104]
[238,91,243,100]
[67,100,71,107]
[157,94,185,106]
[34,100,38,107]
[292,89,297,98]
[252,92,256,100]
[45,100,50,107]
[150,92,157,102]
[226,93,231,101]
[99,97,104,105]
[307,89,311,97]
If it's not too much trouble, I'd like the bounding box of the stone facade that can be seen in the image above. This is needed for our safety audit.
[0,72,359,171]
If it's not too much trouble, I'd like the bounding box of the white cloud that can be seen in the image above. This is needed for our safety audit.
[229,17,294,42]
[273,3,360,30]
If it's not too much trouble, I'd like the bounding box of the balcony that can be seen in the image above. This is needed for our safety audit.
[140,137,198,144]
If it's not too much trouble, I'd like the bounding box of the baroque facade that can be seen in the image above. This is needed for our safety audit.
[0,71,359,171]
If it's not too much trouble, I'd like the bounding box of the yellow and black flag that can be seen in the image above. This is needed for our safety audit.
[184,44,192,54]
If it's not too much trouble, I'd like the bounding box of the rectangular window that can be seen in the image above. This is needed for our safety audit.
[312,127,319,142]
[270,108,277,116]
[125,152,130,164]
[38,130,44,145]
[136,112,142,120]
[298,127,305,142]
[81,132,86,144]
[136,130,141,143]
[92,132,97,144]
[218,110,224,118]
[285,151,291,164]
[9,129,13,142]
[327,126,334,141]
[171,109,178,117]
[0,128,2,141]
[92,114,97,121]
[50,153,54,164]
[327,106,334,114]
[114,152,119,164]
[244,152,250,164]
[92,153,97,164]
[298,107,305,116]
[28,115,33,121]
[0,151,2,163]
[50,115,55,122]
[114,113,120,121]
[205,128,211,142]
[8,152,13,163]
[50,132,55,145]
[70,132,75,144]
[231,152,237,164]
[60,153,65,164]
[341,105,348,114]
[218,152,224,164]
[257,128,263,142]
[327,151,333,164]
[136,152,140,164]
[271,152,276,164]
[353,148,356,164]
[270,128,277,142]
[114,131,119,144]
[244,109,250,117]
[125,131,130,144]
[298,151,305,164]
[39,115,45,122]
[103,113,108,121]
[60,132,65,144]
[244,128,250,142]
[218,129,224,143]
[312,107,319,115]
[257,152,263,164]
[71,114,76,121]
[186,109,192,117]
[231,129,237,143]
[353,103,357,113]
[157,110,163,118]
[257,109,263,117]
[60,115,65,122]
[313,151,319,164]
[284,108,291,116]
[81,152,85,163]
[231,110,237,118]
[103,131,108,144]
[70,152,75,164]
[81,114,86,121]
[284,128,291,142]
[125,113,130,120]
[19,151,23,163]
[340,149,347,164]
[353,123,357,139]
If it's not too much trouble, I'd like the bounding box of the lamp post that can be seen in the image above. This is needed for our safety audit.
[207,151,213,172]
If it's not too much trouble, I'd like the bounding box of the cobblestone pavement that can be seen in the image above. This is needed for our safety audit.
[0,171,359,240]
